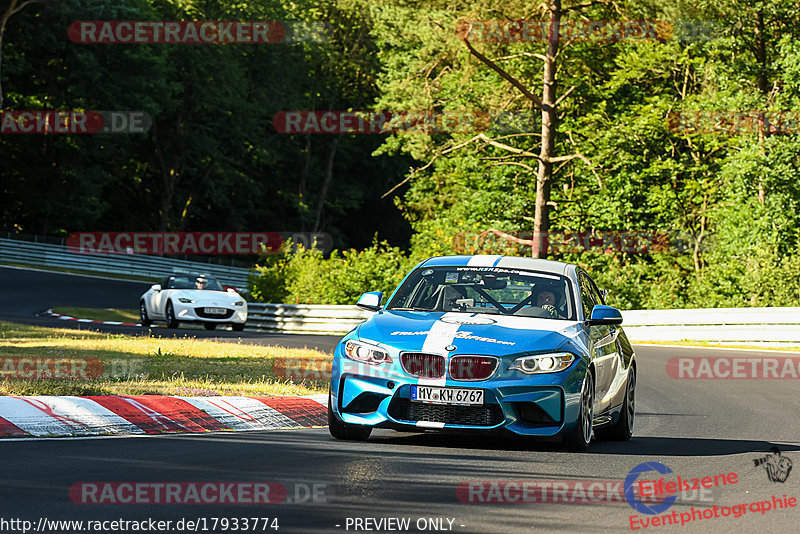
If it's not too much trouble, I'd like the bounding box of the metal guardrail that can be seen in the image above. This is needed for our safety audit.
[246,304,372,335]
[3,237,796,344]
[0,238,252,290]
[622,308,800,344]
[245,304,800,345]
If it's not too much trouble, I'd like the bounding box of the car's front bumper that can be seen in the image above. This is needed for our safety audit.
[174,304,247,324]
[330,350,588,437]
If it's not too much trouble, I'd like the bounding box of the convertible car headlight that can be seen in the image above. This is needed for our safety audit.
[509,352,575,374]
[178,298,195,304]
[344,340,392,365]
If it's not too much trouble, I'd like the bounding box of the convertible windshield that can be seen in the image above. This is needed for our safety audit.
[167,275,224,291]
[387,266,576,320]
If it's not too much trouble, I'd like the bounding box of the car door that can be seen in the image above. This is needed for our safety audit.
[578,271,617,412]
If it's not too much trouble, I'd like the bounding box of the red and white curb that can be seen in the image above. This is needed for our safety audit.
[41,309,148,327]
[0,394,328,438]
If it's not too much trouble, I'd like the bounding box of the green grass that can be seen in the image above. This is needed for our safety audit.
[0,321,330,396]
[52,307,139,323]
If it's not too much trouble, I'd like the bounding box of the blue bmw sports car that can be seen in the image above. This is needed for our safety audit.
[328,255,636,450]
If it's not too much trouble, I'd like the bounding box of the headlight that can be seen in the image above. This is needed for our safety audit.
[178,298,195,304]
[232,301,244,306]
[509,352,575,374]
[344,340,392,365]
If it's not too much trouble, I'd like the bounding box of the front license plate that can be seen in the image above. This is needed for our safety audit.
[410,385,484,406]
[204,307,227,315]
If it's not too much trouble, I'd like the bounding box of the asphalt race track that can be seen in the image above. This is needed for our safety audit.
[2,265,800,533]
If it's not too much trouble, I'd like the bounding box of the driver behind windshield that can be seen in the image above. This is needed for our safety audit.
[533,287,560,318]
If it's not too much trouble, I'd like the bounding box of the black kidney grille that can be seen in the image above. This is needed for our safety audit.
[389,398,504,427]
[401,353,445,378]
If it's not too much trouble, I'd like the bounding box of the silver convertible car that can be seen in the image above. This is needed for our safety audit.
[139,273,248,330]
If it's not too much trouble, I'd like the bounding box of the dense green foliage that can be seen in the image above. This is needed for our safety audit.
[2,0,800,308]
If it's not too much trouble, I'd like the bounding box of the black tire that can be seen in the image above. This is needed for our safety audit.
[564,371,594,451]
[231,322,245,332]
[139,301,152,327]
[598,367,635,441]
[165,301,179,329]
[328,392,372,441]
[203,323,217,330]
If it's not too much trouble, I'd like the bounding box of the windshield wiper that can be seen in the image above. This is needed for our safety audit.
[388,307,437,312]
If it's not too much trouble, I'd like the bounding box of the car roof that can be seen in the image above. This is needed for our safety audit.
[420,255,574,277]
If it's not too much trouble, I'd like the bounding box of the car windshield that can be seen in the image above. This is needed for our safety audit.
[168,275,224,291]
[386,266,576,320]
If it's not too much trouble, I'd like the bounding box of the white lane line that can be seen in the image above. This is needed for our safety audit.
[634,343,800,354]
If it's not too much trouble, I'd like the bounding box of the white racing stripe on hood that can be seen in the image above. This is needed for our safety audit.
[417,312,462,386]
[466,255,502,267]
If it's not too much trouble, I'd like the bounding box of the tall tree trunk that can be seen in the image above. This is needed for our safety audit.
[532,0,561,258]
[312,135,340,234]
[0,24,5,111]
[0,0,43,110]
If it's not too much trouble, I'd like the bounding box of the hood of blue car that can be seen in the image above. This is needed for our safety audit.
[356,310,582,356]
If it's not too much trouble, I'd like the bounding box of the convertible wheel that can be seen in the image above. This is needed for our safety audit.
[564,371,594,451]
[598,367,635,441]
[203,323,216,330]
[328,392,372,441]
[231,323,245,332]
[165,302,179,329]
[139,301,152,327]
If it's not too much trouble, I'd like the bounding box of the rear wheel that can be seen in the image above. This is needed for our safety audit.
[598,367,635,441]
[165,302,179,329]
[139,301,152,327]
[328,392,372,441]
[203,323,216,330]
[564,371,594,451]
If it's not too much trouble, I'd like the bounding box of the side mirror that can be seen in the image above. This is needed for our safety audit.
[587,304,622,326]
[225,287,237,293]
[151,284,161,292]
[356,291,383,311]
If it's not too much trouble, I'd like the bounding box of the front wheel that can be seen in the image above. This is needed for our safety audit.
[203,323,216,330]
[139,301,152,327]
[165,302,179,329]
[231,322,245,332]
[328,392,372,441]
[564,371,594,451]
[598,367,635,441]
